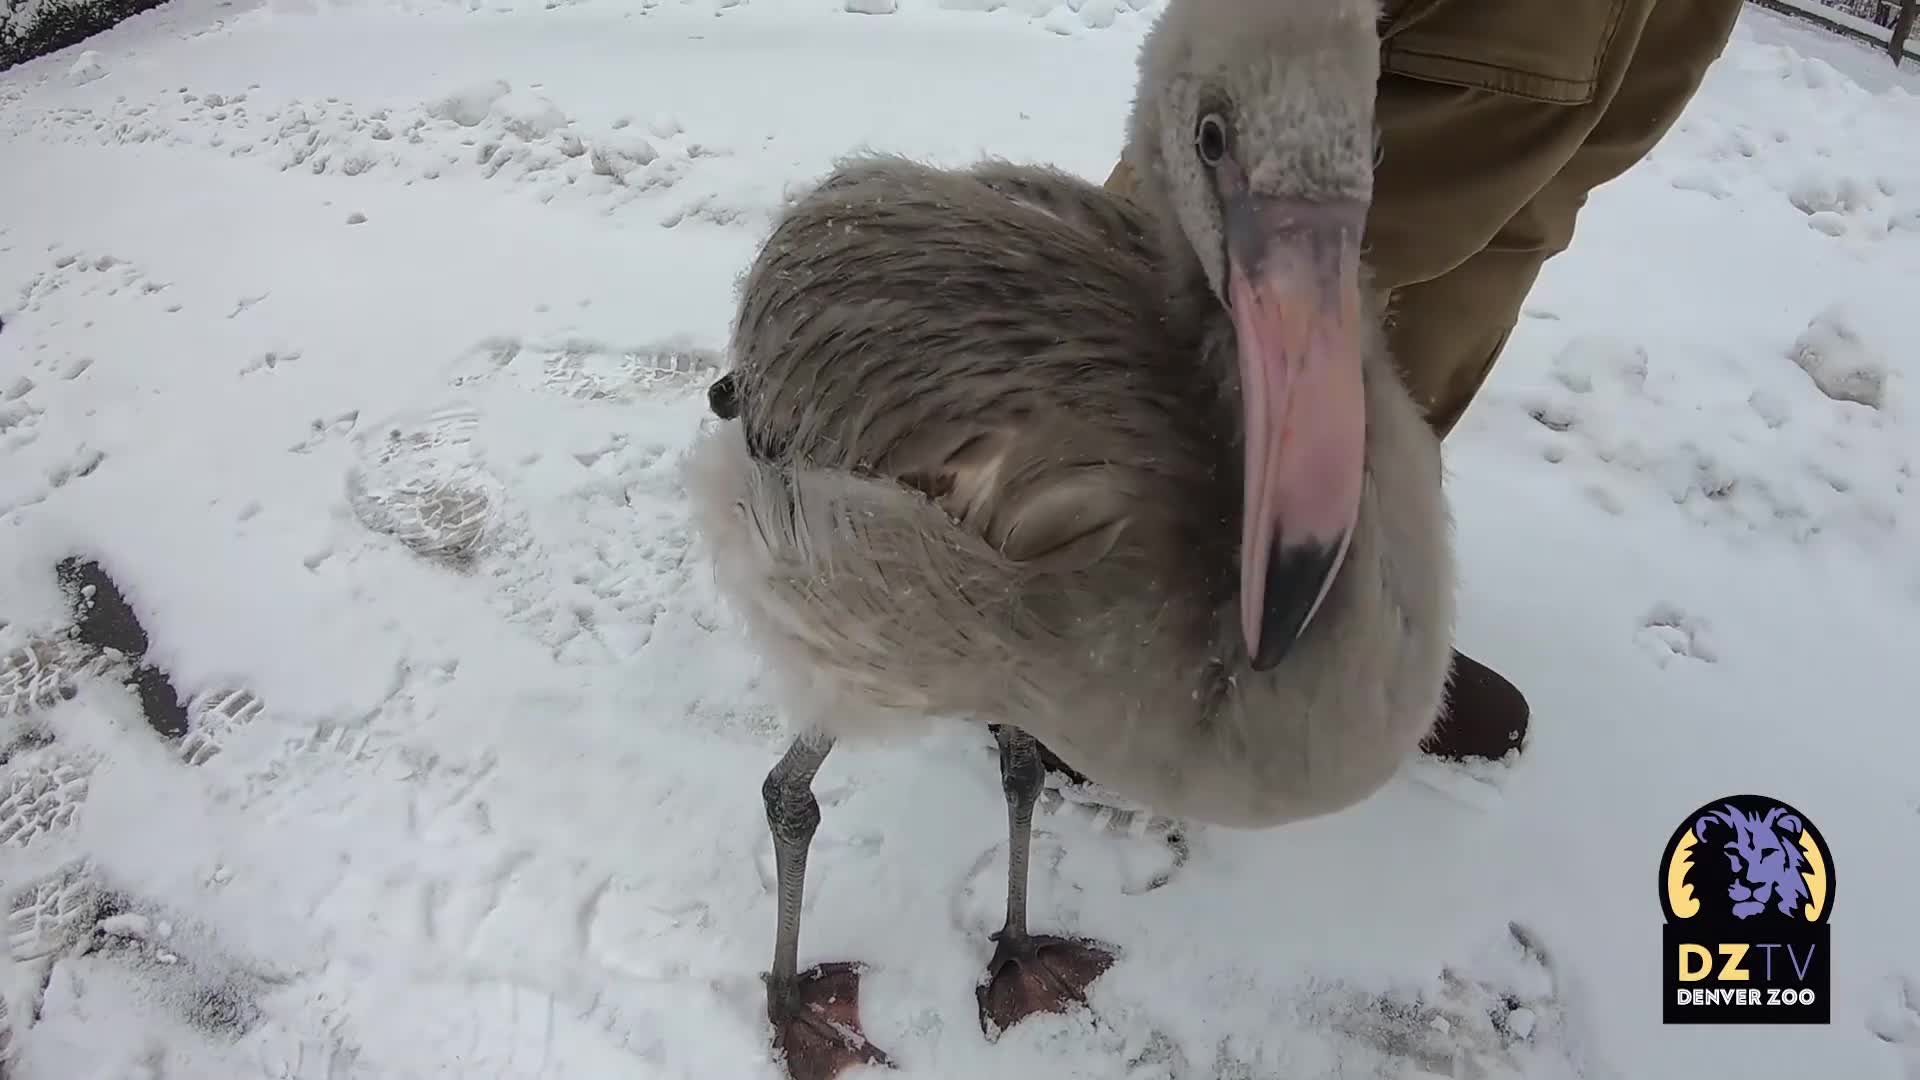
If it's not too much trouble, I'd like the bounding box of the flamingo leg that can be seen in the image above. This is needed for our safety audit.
[762,732,892,1079]
[976,725,1117,1038]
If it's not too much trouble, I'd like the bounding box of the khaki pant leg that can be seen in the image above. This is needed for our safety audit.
[1366,0,1745,436]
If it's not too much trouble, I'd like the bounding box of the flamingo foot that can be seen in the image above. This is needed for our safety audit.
[975,932,1117,1038]
[769,962,893,1080]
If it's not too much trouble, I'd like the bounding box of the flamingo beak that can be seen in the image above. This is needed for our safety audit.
[1226,196,1368,671]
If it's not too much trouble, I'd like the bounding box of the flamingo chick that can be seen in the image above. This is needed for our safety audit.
[683,0,1454,1074]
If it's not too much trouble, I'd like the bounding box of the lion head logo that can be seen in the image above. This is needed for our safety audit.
[1663,795,1831,925]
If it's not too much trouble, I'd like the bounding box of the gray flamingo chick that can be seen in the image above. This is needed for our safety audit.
[682,0,1456,1074]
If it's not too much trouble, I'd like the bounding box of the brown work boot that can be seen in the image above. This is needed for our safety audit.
[1421,649,1529,763]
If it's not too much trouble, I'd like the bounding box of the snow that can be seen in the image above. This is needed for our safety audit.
[1790,304,1893,409]
[0,0,1918,1077]
[65,51,107,85]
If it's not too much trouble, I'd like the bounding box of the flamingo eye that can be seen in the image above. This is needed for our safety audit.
[1196,113,1230,166]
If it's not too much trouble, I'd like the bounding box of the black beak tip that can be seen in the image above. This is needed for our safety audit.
[1248,637,1291,672]
[708,373,740,420]
[1247,537,1345,671]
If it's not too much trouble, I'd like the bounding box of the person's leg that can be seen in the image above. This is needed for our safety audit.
[1365,0,1745,438]
[1370,0,1743,761]
[1104,0,1744,762]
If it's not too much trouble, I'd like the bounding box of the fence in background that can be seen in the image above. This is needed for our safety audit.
[1749,0,1920,62]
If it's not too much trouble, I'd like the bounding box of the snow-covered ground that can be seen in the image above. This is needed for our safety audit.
[2,0,1918,1076]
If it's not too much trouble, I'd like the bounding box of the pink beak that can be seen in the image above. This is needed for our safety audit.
[1227,197,1368,671]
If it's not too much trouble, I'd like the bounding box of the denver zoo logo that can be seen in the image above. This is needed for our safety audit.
[1659,794,1834,1024]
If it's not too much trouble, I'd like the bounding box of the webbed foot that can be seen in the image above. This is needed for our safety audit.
[975,932,1117,1038]
[768,962,893,1080]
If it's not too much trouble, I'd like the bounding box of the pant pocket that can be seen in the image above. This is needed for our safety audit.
[1379,0,1631,106]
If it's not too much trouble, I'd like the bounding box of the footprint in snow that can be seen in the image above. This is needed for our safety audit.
[1789,305,1891,411]
[178,688,268,767]
[341,401,629,662]
[448,334,722,403]
[11,249,173,319]
[0,636,89,718]
[6,860,102,964]
[1868,974,1920,1080]
[17,81,737,221]
[0,376,44,455]
[209,660,507,860]
[1281,921,1574,1080]
[345,339,726,665]
[4,859,103,1056]
[8,866,277,1053]
[0,441,107,522]
[0,349,96,461]
[4,560,239,765]
[1668,165,1733,200]
[1497,327,1906,549]
[232,1016,365,1080]
[239,347,302,377]
[1516,336,1646,468]
[1785,171,1900,241]
[243,964,672,1080]
[584,880,714,980]
[0,747,95,851]
[1636,604,1719,667]
[77,898,274,1040]
[345,402,505,568]
[288,408,360,454]
[349,976,656,1074]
